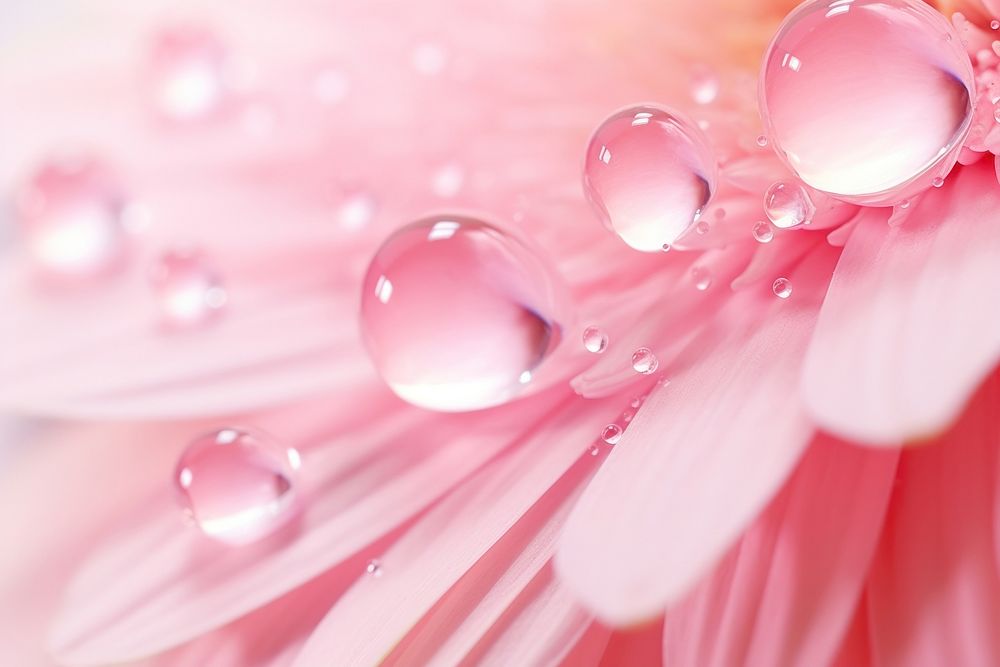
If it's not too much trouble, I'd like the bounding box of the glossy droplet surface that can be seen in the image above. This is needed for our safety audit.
[752,220,775,243]
[361,215,567,412]
[602,424,623,445]
[366,559,383,577]
[773,277,793,299]
[761,0,974,205]
[692,266,713,291]
[582,326,608,354]
[631,347,659,375]
[764,180,814,229]
[583,105,717,252]
[15,156,128,278]
[151,249,226,328]
[174,428,300,545]
[149,26,227,121]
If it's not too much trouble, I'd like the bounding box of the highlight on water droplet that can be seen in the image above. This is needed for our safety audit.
[360,214,569,412]
[15,155,129,279]
[148,25,228,121]
[691,266,713,291]
[764,180,814,229]
[174,428,300,545]
[756,134,769,148]
[631,347,659,375]
[583,104,718,252]
[582,326,609,354]
[150,248,227,328]
[992,19,999,30]
[695,220,710,235]
[336,189,377,230]
[760,0,975,205]
[752,220,775,243]
[690,64,720,105]
[772,277,793,299]
[602,423,623,445]
[366,559,383,577]
[932,176,945,188]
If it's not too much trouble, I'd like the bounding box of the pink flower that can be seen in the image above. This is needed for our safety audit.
[2,0,1000,665]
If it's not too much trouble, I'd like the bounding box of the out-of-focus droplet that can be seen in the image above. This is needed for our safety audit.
[431,162,464,198]
[360,214,568,412]
[695,220,710,235]
[582,326,609,354]
[366,559,383,577]
[760,0,974,205]
[772,277,793,299]
[174,428,300,545]
[583,105,717,252]
[752,220,775,243]
[691,266,713,291]
[764,180,815,229]
[15,156,128,279]
[631,347,659,374]
[691,65,720,105]
[336,189,377,230]
[149,26,228,121]
[601,423,623,445]
[150,249,226,328]
[589,444,601,456]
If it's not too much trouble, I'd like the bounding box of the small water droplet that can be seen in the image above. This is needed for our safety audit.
[630,397,641,408]
[631,347,659,374]
[150,249,226,328]
[366,559,383,577]
[993,106,1000,124]
[149,26,228,121]
[691,266,713,291]
[756,134,769,147]
[361,214,568,411]
[661,243,672,253]
[695,220,710,235]
[752,220,775,243]
[992,19,999,30]
[583,105,717,252]
[772,277,793,299]
[582,326,609,354]
[932,176,945,188]
[691,65,720,105]
[622,411,634,423]
[899,199,910,209]
[601,423,623,445]
[174,428,299,545]
[764,180,814,229]
[589,445,601,456]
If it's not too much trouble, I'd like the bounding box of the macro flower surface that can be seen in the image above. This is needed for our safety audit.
[2,0,1000,666]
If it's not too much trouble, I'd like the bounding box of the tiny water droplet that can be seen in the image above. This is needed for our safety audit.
[631,347,659,375]
[630,397,641,408]
[932,176,945,188]
[582,326,609,354]
[764,180,814,229]
[691,266,713,291]
[994,106,1000,124]
[589,445,601,456]
[661,243,671,253]
[149,26,228,121]
[899,199,910,209]
[601,423,623,445]
[756,134,769,147]
[366,559,383,577]
[361,215,568,412]
[691,65,720,105]
[150,249,226,328]
[752,220,775,243]
[174,428,298,545]
[695,220,710,235]
[583,105,717,252]
[622,411,634,423]
[772,277,793,299]
[992,19,999,30]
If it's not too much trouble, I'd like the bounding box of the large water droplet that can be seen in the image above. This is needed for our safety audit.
[582,326,609,354]
[15,156,128,279]
[631,347,659,374]
[361,214,567,412]
[764,180,815,229]
[149,26,228,121]
[174,428,300,545]
[760,0,975,205]
[150,249,227,328]
[583,105,717,252]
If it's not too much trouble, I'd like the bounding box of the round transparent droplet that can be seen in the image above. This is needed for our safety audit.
[772,277,793,299]
[15,156,128,279]
[932,177,945,188]
[366,559,383,577]
[601,423,623,445]
[174,428,300,545]
[760,0,975,205]
[148,26,228,122]
[631,347,659,375]
[691,65,720,105]
[582,326,609,354]
[992,19,999,30]
[695,220,710,235]
[150,249,226,328]
[583,105,718,252]
[752,220,775,243]
[360,214,568,412]
[756,134,769,148]
[764,180,814,229]
[691,266,713,291]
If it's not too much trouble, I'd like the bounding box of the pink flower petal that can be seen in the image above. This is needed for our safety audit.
[662,435,897,667]
[556,244,841,625]
[866,374,1000,666]
[829,602,873,667]
[49,393,562,664]
[803,161,1000,444]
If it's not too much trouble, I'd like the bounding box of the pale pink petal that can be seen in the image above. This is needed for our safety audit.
[662,435,897,667]
[804,161,1000,444]
[556,244,841,625]
[867,374,1000,666]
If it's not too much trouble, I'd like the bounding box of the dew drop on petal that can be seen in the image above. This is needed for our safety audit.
[589,445,601,456]
[992,19,999,30]
[366,559,383,577]
[691,65,720,104]
[899,199,910,209]
[760,0,975,204]
[149,26,228,121]
[174,428,299,545]
[695,220,710,235]
[772,277,793,299]
[360,214,567,412]
[583,105,717,252]
[764,180,814,229]
[756,134,769,148]
[631,347,659,374]
[932,176,945,188]
[151,249,226,328]
[691,266,713,291]
[752,220,775,243]
[602,423,623,445]
[582,326,609,354]
[15,156,128,278]
[994,106,1000,124]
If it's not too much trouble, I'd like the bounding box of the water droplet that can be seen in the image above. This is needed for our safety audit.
[15,156,128,278]
[899,199,910,209]
[994,106,1000,124]
[150,249,226,328]
[583,105,717,252]
[756,134,769,147]
[582,326,608,354]
[661,243,672,253]
[691,266,713,291]
[695,220,710,235]
[760,0,974,204]
[360,215,568,411]
[622,411,634,423]
[630,397,642,408]
[602,423,623,444]
[174,428,299,545]
[366,559,383,577]
[764,180,814,229]
[589,445,601,456]
[992,19,999,30]
[752,220,775,243]
[336,189,376,230]
[631,347,659,374]
[149,26,228,121]
[691,65,720,104]
[932,176,945,188]
[772,277,793,299]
